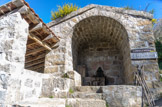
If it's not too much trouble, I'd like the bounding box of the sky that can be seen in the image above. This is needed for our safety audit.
[0,0,162,23]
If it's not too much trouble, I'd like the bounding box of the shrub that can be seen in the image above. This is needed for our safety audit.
[106,103,109,107]
[62,73,70,78]
[69,88,74,94]
[49,96,54,98]
[51,3,79,20]
[152,18,157,25]
[123,6,134,10]
[65,105,72,107]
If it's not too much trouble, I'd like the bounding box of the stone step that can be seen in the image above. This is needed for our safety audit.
[13,98,106,107]
[74,86,103,93]
[69,92,103,99]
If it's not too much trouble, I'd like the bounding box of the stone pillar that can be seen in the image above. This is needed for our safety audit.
[0,12,29,105]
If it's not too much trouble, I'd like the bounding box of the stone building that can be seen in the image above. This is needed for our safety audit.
[0,0,161,107]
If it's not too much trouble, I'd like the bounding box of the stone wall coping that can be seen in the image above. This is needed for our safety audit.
[48,4,153,27]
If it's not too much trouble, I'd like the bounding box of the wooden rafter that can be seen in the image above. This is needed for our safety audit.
[26,63,44,70]
[29,33,52,51]
[29,22,42,32]
[25,53,45,63]
[27,41,37,47]
[25,47,46,56]
[25,58,44,68]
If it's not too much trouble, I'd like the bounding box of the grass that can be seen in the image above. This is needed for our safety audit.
[62,73,70,78]
[160,76,162,82]
[49,96,54,98]
[69,88,74,94]
[106,103,109,107]
[65,105,72,107]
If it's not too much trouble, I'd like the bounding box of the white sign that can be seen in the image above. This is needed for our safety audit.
[131,52,158,60]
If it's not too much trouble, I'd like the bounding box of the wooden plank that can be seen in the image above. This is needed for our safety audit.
[25,53,45,63]
[4,5,12,11]
[27,11,39,24]
[26,63,44,70]
[25,58,44,68]
[29,22,43,32]
[131,52,158,60]
[29,33,52,51]
[27,41,37,47]
[25,47,45,56]
[17,5,28,14]
[12,0,24,7]
[43,34,53,41]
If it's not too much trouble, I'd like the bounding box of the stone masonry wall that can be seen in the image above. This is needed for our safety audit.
[0,12,29,106]
[78,41,124,85]
[48,5,159,86]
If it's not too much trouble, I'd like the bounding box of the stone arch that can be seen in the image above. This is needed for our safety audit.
[71,15,132,85]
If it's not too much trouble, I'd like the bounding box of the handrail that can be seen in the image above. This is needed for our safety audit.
[134,65,155,107]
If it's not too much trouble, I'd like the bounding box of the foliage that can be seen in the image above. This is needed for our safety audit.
[106,103,109,107]
[65,105,72,107]
[149,9,155,14]
[160,76,162,82]
[51,3,79,20]
[155,41,162,70]
[152,18,157,25]
[62,73,70,78]
[49,96,54,98]
[69,88,74,94]
[123,6,134,10]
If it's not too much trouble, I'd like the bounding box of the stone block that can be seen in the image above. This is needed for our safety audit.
[44,66,58,73]
[24,79,33,88]
[0,90,6,103]
[66,98,106,107]
[66,71,81,86]
[41,77,74,97]
[102,85,142,107]
[77,65,86,77]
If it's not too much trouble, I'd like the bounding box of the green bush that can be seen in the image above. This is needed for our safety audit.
[106,103,109,107]
[155,41,162,70]
[62,73,70,78]
[51,3,79,20]
[69,88,74,94]
[49,96,54,98]
[65,105,72,107]
[123,6,134,10]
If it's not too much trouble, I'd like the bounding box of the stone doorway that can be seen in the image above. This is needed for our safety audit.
[72,16,132,86]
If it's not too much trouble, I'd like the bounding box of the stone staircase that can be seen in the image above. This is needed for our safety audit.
[14,85,142,107]
[69,86,103,99]
[14,86,107,107]
[14,98,106,107]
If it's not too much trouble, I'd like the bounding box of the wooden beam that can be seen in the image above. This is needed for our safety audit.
[17,5,29,14]
[29,22,43,32]
[0,8,5,15]
[27,41,37,47]
[25,47,46,56]
[25,58,44,68]
[25,53,45,63]
[43,34,58,46]
[4,5,12,11]
[29,33,52,51]
[12,0,24,7]
[43,34,53,41]
[26,63,44,70]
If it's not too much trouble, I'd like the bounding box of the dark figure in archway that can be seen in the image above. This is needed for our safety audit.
[96,67,104,77]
